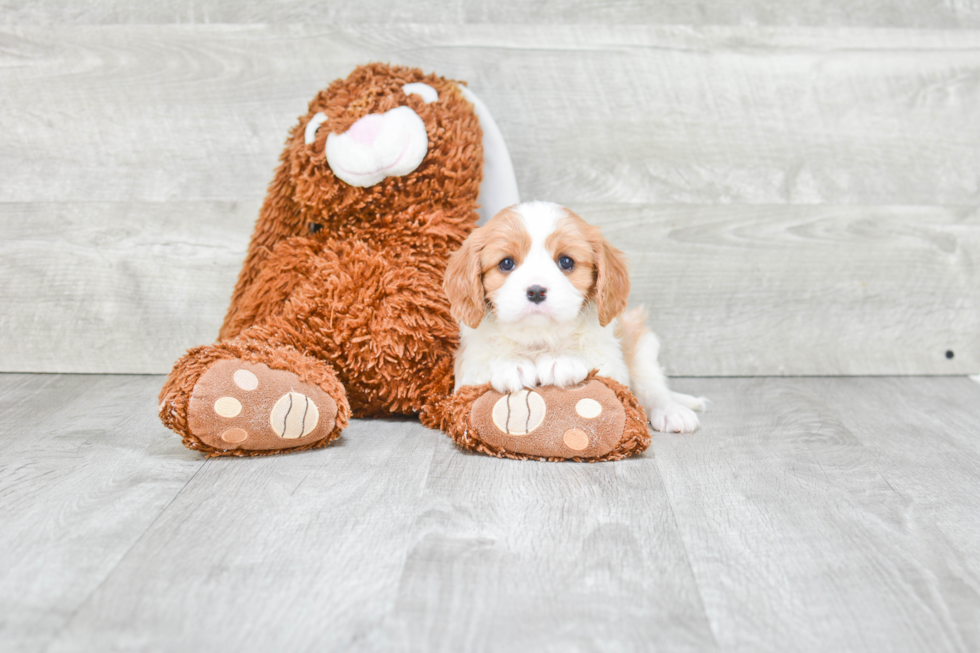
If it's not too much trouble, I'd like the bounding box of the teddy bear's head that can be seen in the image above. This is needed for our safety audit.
[266,63,485,247]
[222,63,518,342]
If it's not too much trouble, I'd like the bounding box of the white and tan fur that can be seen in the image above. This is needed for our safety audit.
[445,201,704,433]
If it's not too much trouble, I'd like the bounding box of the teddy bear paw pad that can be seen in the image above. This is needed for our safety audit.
[490,389,547,435]
[186,359,337,452]
[471,380,627,460]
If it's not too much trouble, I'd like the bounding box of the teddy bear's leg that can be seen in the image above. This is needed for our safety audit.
[219,237,322,342]
[426,373,651,462]
[262,238,463,419]
[159,337,350,457]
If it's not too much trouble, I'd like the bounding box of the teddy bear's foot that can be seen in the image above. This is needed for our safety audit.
[435,374,651,462]
[185,359,339,455]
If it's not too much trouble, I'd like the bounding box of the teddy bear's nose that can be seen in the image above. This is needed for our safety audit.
[348,114,384,146]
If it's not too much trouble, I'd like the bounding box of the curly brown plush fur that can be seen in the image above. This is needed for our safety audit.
[221,64,484,343]
[159,63,481,456]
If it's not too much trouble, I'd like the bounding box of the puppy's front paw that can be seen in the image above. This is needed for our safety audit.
[647,401,700,434]
[535,355,590,388]
[490,359,538,394]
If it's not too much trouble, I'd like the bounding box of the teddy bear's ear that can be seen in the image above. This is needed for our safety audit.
[456,85,520,226]
[444,231,487,329]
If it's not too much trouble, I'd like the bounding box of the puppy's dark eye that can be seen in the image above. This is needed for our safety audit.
[499,258,516,272]
[558,256,575,271]
[309,222,323,234]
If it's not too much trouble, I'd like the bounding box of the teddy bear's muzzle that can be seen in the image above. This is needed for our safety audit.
[325,106,429,188]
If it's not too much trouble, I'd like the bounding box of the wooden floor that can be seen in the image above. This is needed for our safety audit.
[2,373,978,652]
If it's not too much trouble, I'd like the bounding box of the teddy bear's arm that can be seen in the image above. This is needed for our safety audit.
[220,236,323,340]
[219,161,309,340]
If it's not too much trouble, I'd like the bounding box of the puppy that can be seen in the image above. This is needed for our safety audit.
[444,201,703,433]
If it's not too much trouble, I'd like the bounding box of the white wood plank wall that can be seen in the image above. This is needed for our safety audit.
[0,11,978,375]
[2,1,980,28]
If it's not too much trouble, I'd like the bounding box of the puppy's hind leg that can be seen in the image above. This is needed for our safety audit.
[669,391,707,412]
[617,309,702,434]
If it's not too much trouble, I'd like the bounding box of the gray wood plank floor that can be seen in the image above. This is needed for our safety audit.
[3,373,978,653]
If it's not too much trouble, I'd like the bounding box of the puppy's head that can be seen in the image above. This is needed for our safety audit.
[445,201,630,329]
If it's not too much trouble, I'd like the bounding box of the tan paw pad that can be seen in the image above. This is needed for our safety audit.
[270,392,320,439]
[562,428,590,451]
[214,396,242,418]
[575,398,602,418]
[187,359,339,452]
[492,389,546,436]
[233,369,259,391]
[221,428,248,443]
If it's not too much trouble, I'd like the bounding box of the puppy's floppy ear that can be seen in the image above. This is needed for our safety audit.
[589,226,631,327]
[444,229,487,328]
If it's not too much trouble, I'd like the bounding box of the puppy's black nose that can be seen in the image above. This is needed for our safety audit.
[526,285,547,304]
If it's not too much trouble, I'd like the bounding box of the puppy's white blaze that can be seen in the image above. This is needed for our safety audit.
[516,200,565,240]
[492,202,584,326]
[326,106,428,187]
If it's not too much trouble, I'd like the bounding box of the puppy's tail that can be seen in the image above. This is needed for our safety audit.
[670,391,708,412]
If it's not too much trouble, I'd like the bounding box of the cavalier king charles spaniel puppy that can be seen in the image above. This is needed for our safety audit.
[444,201,703,433]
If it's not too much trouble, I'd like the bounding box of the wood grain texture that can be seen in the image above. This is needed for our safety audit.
[45,417,444,652]
[0,202,254,374]
[587,203,980,376]
[1,24,979,376]
[0,373,202,653]
[4,373,979,652]
[376,443,716,652]
[36,373,717,652]
[654,375,980,652]
[2,202,976,376]
[1,25,979,206]
[2,0,979,28]
[820,376,980,649]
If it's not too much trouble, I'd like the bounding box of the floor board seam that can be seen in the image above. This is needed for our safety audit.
[652,451,720,650]
[39,457,209,653]
[370,434,448,643]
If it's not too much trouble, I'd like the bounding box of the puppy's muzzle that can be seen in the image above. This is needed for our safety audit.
[526,285,547,304]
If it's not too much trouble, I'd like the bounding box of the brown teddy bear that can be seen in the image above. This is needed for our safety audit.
[158,63,650,461]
